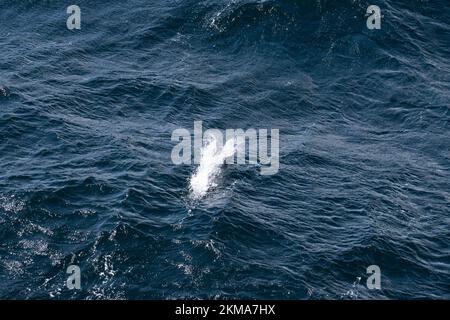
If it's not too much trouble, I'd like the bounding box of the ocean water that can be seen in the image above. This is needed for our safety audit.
[0,0,449,299]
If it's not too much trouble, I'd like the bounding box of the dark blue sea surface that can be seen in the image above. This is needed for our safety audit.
[0,0,449,299]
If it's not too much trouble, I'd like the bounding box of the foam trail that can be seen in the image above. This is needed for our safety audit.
[189,137,237,199]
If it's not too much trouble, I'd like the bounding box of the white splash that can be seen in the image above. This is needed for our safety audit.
[189,136,237,199]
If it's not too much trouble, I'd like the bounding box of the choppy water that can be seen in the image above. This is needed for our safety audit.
[0,0,449,299]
